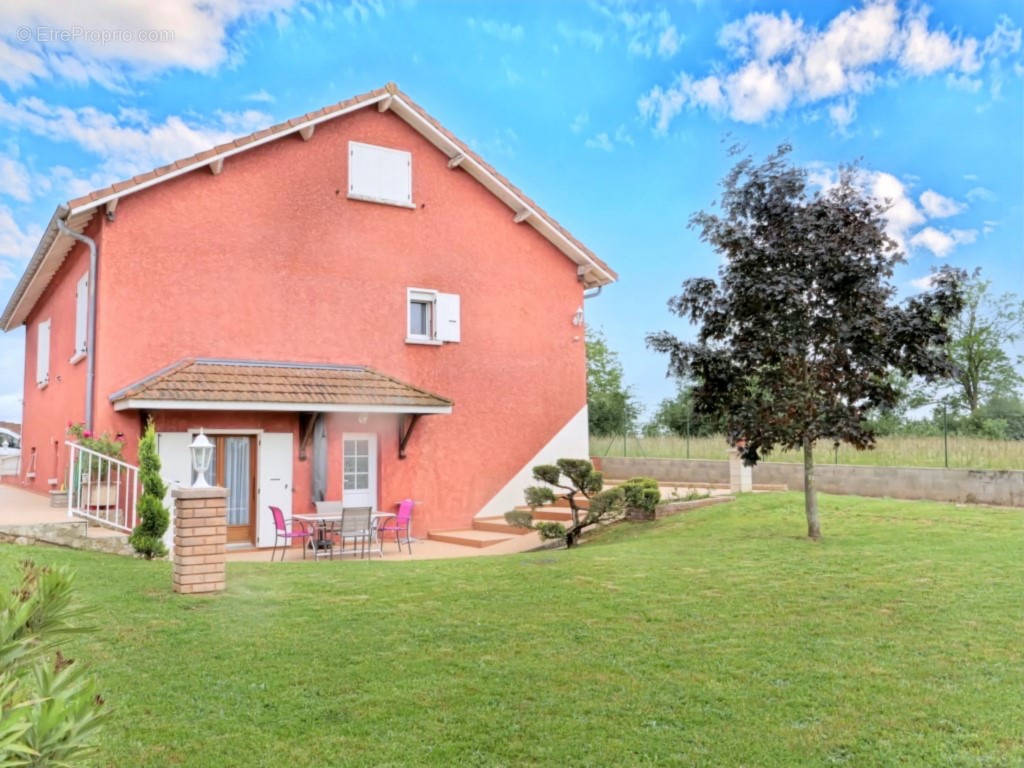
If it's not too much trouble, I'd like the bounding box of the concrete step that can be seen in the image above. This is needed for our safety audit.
[472,517,532,535]
[513,506,574,522]
[0,522,135,557]
[552,497,589,509]
[427,529,512,548]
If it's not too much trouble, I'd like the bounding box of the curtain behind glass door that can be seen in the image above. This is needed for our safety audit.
[225,437,250,526]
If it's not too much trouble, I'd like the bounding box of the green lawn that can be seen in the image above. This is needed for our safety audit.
[3,493,1023,767]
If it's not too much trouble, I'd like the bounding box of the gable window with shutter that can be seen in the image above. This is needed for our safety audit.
[71,272,88,364]
[406,288,460,345]
[35,320,50,388]
[348,141,413,208]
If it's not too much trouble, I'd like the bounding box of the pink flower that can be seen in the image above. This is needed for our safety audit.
[67,420,73,427]
[82,430,92,438]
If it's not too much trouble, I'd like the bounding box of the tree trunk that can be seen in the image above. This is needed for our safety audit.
[803,436,821,540]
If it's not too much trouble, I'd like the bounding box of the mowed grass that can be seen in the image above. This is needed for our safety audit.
[3,493,1023,767]
[591,434,1024,470]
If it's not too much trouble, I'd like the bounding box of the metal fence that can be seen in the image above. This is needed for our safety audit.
[66,441,140,533]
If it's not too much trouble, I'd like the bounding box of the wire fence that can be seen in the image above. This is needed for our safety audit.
[590,434,1024,471]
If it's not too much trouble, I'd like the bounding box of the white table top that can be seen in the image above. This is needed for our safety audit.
[293,511,394,523]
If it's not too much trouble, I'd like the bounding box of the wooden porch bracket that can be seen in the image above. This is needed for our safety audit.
[298,412,317,461]
[398,414,422,460]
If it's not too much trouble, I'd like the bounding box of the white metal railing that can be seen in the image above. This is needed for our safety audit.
[66,441,140,533]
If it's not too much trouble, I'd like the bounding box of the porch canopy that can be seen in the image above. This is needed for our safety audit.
[109,358,453,458]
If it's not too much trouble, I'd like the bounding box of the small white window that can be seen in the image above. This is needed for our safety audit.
[71,272,88,363]
[348,141,413,208]
[36,320,50,388]
[406,288,460,345]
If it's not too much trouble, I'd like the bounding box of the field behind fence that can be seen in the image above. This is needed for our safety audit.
[590,435,1024,471]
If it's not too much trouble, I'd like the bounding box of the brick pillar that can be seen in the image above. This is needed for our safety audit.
[729,448,752,494]
[172,487,227,595]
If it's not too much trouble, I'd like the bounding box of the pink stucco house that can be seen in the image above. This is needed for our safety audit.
[1,83,616,549]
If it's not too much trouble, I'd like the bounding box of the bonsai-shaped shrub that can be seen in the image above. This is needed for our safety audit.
[67,422,124,481]
[506,458,624,548]
[0,560,107,764]
[620,477,661,521]
[129,420,169,559]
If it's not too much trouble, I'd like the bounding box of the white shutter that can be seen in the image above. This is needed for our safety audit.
[257,433,293,547]
[35,320,50,386]
[436,292,461,342]
[156,432,192,553]
[74,273,88,355]
[348,141,413,208]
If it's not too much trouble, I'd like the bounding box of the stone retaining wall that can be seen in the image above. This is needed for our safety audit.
[596,456,1024,507]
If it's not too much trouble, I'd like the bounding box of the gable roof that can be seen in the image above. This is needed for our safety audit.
[109,358,453,414]
[1,83,615,331]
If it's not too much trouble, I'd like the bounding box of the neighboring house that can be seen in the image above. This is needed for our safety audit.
[0,83,616,547]
[0,422,19,450]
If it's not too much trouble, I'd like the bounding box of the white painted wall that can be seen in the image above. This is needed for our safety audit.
[474,405,589,519]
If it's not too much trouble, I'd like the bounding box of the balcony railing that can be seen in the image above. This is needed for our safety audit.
[66,441,140,533]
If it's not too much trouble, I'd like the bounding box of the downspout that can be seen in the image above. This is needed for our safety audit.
[583,285,602,300]
[55,207,98,432]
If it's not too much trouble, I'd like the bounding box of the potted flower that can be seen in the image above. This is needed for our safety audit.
[67,422,125,508]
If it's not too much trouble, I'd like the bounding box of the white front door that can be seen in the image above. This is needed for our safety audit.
[257,432,294,548]
[342,433,377,509]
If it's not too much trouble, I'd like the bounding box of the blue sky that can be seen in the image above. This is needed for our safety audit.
[0,0,1021,423]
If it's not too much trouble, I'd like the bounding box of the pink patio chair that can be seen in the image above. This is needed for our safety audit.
[270,506,312,562]
[378,499,414,554]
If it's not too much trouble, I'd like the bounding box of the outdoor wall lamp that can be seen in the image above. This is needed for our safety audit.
[571,306,584,327]
[190,429,214,488]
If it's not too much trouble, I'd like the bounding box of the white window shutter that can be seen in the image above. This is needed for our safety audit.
[348,141,413,208]
[36,320,50,386]
[74,273,88,354]
[436,293,461,342]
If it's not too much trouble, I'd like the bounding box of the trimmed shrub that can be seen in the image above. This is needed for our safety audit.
[129,420,169,559]
[621,477,661,521]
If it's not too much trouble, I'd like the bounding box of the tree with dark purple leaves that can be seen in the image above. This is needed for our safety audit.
[648,145,966,540]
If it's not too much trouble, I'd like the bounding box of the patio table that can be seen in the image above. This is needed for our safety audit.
[292,512,394,559]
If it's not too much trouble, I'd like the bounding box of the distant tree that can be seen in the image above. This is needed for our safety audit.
[648,145,965,540]
[939,271,1022,415]
[130,420,169,559]
[644,383,724,437]
[586,329,641,436]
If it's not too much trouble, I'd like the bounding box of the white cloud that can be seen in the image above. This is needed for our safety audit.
[584,132,614,152]
[244,89,275,103]
[0,1,307,89]
[966,186,995,202]
[828,96,858,133]
[918,189,964,218]
[909,274,936,290]
[561,2,681,59]
[570,112,589,134]
[467,18,524,43]
[614,124,634,146]
[0,155,35,203]
[900,9,979,75]
[0,94,271,182]
[640,1,1017,132]
[0,205,42,271]
[556,22,605,52]
[983,220,998,235]
[909,226,977,257]
[983,14,1022,58]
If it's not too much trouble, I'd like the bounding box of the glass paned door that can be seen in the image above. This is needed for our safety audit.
[342,434,377,509]
[225,438,251,527]
[193,434,256,545]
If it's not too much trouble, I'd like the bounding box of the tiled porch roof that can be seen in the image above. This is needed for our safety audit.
[109,359,453,414]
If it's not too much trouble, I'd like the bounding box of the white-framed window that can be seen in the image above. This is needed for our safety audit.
[348,141,413,208]
[71,272,88,363]
[406,288,460,345]
[35,319,50,388]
